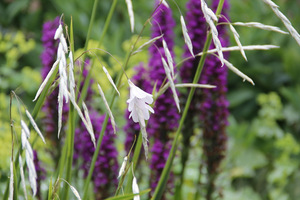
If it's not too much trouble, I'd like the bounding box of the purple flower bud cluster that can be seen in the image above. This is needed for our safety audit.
[33,150,46,200]
[200,0,230,175]
[74,112,119,199]
[181,0,230,174]
[147,1,179,197]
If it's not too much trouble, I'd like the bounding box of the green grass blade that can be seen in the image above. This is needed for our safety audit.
[106,189,151,200]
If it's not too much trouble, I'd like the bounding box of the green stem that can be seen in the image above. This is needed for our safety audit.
[151,1,225,199]
[123,128,143,194]
[61,17,76,200]
[3,65,59,199]
[77,0,118,111]
[82,2,162,198]
[75,0,100,97]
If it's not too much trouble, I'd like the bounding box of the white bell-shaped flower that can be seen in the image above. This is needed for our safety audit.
[127,80,154,125]
[127,79,154,159]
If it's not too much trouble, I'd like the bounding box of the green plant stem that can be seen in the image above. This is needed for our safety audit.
[82,2,163,198]
[123,127,143,194]
[75,0,100,97]
[3,66,59,199]
[151,1,225,199]
[82,102,115,200]
[77,0,118,111]
[61,16,76,200]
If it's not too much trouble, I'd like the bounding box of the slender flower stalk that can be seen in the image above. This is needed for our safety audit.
[146,1,179,198]
[152,1,226,199]
[180,0,230,198]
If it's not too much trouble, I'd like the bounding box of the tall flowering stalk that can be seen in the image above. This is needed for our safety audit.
[201,0,229,191]
[179,0,208,184]
[147,1,179,197]
[74,112,119,200]
[180,0,230,198]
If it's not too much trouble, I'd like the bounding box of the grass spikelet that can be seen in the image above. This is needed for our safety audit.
[180,15,194,57]
[162,39,174,77]
[82,102,96,147]
[161,57,180,112]
[103,66,120,96]
[223,58,255,85]
[97,83,117,134]
[33,59,59,102]
[9,160,13,200]
[125,0,134,32]
[132,34,164,55]
[25,110,45,143]
[232,22,288,34]
[229,24,247,61]
[200,0,224,66]
[262,0,300,45]
[19,155,28,200]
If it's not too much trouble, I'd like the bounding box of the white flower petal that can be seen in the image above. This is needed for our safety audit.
[128,80,153,100]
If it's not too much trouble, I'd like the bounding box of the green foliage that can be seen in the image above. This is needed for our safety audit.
[0,31,40,97]
[221,92,300,200]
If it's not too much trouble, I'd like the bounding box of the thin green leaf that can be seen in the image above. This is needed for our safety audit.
[105,189,151,200]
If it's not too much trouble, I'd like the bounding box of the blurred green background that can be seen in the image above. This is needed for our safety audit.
[0,0,300,199]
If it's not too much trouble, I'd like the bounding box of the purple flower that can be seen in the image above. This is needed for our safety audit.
[74,112,119,199]
[147,1,179,197]
[180,0,230,198]
[33,150,46,200]
[200,0,230,175]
